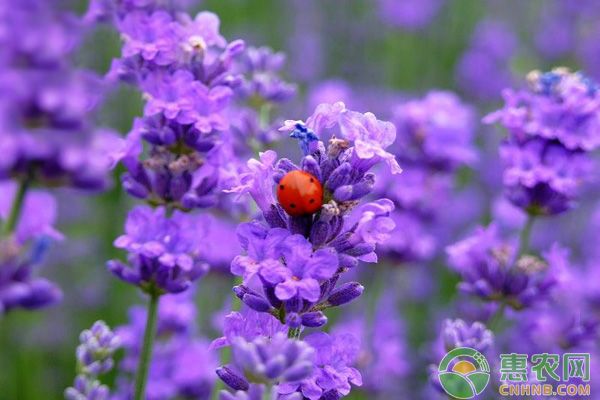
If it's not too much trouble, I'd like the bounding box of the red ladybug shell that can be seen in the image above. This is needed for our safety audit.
[276,170,323,217]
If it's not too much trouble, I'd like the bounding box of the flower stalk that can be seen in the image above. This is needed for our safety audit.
[518,215,535,256]
[134,291,160,400]
[2,178,30,237]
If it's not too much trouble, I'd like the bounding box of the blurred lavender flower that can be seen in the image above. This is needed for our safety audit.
[234,47,296,104]
[391,91,477,170]
[0,0,117,190]
[227,102,398,328]
[499,138,592,215]
[447,224,566,310]
[429,319,494,395]
[485,68,599,215]
[107,205,209,294]
[286,0,324,82]
[489,68,600,151]
[438,319,494,354]
[333,291,409,395]
[534,10,575,60]
[114,292,218,399]
[376,0,444,31]
[307,80,353,112]
[0,184,62,313]
[0,182,63,243]
[65,321,121,400]
[375,91,478,263]
[223,45,298,166]
[514,307,599,354]
[0,240,62,314]
[456,20,516,101]
[0,0,82,67]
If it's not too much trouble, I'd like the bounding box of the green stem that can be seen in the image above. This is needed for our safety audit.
[258,103,272,130]
[2,178,30,236]
[489,302,506,332]
[134,292,160,400]
[518,215,535,256]
[262,384,272,400]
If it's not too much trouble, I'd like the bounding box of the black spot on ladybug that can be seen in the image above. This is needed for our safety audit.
[309,178,314,183]
[309,199,315,204]
[290,203,296,208]
[279,184,285,190]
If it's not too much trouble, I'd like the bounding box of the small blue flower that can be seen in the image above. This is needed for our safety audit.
[289,122,319,155]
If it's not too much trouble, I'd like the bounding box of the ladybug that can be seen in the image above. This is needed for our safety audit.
[276,170,323,217]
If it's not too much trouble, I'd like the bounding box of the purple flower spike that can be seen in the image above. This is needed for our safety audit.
[108,205,209,294]
[441,319,494,353]
[216,330,315,399]
[76,321,121,376]
[278,332,362,400]
[447,224,565,310]
[65,321,120,400]
[229,332,315,383]
[227,103,398,329]
[234,46,297,104]
[486,68,600,215]
[392,91,478,170]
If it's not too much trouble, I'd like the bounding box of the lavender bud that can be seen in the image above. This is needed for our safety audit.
[242,293,272,312]
[327,282,364,306]
[216,366,250,391]
[346,243,376,257]
[301,156,322,182]
[333,185,354,202]
[301,312,328,327]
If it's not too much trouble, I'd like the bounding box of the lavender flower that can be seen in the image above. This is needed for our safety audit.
[0,185,62,313]
[429,319,494,395]
[227,102,398,328]
[278,332,362,400]
[391,91,477,170]
[375,91,477,263]
[485,68,599,215]
[107,205,209,294]
[213,308,312,399]
[446,224,565,310]
[65,321,121,400]
[234,46,296,104]
[0,243,62,314]
[103,4,247,211]
[487,68,600,151]
[376,0,444,31]
[515,307,599,354]
[439,319,494,354]
[499,137,592,215]
[0,0,117,190]
[456,20,516,101]
[217,333,315,388]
